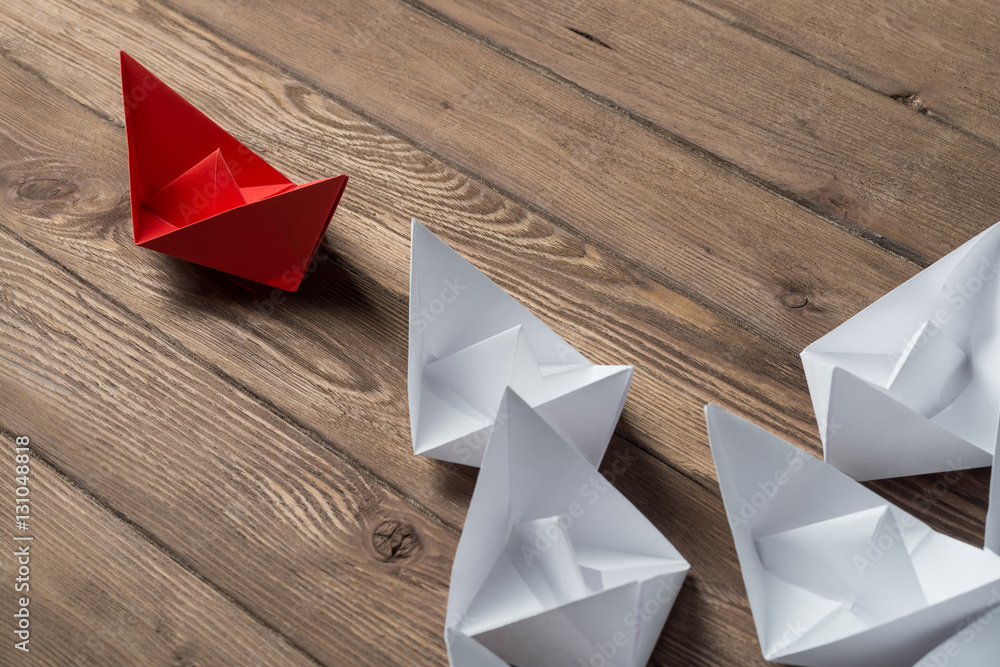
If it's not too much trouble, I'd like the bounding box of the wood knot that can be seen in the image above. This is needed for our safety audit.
[891,93,928,114]
[15,177,78,201]
[779,292,808,309]
[371,519,421,561]
[171,649,198,667]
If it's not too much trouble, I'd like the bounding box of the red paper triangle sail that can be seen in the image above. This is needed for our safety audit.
[143,149,247,228]
[120,51,348,291]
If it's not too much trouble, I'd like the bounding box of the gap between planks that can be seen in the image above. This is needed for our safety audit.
[148,0,917,354]
[677,0,1000,153]
[0,214,465,537]
[390,0,933,268]
[0,423,326,666]
[0,25,757,503]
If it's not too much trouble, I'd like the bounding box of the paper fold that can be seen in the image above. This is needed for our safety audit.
[408,218,633,467]
[447,391,689,667]
[705,404,1000,667]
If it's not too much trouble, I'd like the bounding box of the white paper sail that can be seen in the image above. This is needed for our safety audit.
[801,223,1000,481]
[408,219,633,467]
[705,404,1000,667]
[447,390,690,667]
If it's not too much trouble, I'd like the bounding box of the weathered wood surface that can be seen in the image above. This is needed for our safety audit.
[0,445,318,666]
[0,0,995,665]
[697,0,1000,148]
[398,0,1000,265]
[0,46,761,667]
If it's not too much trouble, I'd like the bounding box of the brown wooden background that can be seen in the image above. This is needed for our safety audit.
[1,0,998,664]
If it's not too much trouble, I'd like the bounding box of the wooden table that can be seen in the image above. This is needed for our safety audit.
[1,0,997,664]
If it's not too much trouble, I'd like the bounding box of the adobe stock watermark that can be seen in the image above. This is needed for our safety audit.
[128,65,272,223]
[128,58,324,321]
[131,63,264,228]
[916,591,1000,667]
[433,399,511,468]
[911,461,966,514]
[763,458,970,660]
[409,277,468,334]
[853,458,966,576]
[124,65,162,111]
[230,244,334,343]
[578,576,685,667]
[727,448,807,531]
[516,446,639,567]
[159,145,258,227]
[12,435,32,654]
[816,413,845,442]
[765,618,810,659]
[446,574,684,667]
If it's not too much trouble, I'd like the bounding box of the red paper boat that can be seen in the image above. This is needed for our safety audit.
[119,51,348,291]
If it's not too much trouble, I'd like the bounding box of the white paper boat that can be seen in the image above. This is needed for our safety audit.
[801,223,1000,481]
[705,404,1000,666]
[446,390,690,667]
[913,599,1000,666]
[408,218,633,467]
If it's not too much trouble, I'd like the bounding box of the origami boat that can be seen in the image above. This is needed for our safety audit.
[915,603,1000,666]
[407,220,689,665]
[408,219,634,467]
[446,390,689,667]
[801,223,1000,481]
[705,405,1000,666]
[119,51,348,290]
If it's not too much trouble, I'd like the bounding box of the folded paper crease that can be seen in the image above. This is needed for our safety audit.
[447,390,689,667]
[408,219,633,468]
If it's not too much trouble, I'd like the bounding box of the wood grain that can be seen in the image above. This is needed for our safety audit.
[403,0,1000,266]
[0,451,317,666]
[0,43,777,665]
[0,147,456,663]
[0,0,938,492]
[7,0,983,559]
[0,181,773,666]
[0,0,994,665]
[694,0,1000,147]
[0,0,827,502]
[0,29,782,664]
[71,0,924,351]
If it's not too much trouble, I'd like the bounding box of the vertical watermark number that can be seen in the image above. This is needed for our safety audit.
[12,435,31,653]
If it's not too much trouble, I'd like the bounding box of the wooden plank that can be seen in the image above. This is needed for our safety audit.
[0,2,990,664]
[402,0,1000,266]
[0,0,917,495]
[0,212,774,666]
[3,0,987,573]
[0,49,779,665]
[0,181,455,664]
[695,0,1000,147]
[0,0,920,356]
[0,449,317,666]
